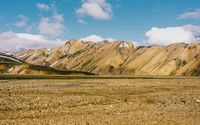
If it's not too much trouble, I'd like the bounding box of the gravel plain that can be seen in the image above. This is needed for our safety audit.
[0,78,200,125]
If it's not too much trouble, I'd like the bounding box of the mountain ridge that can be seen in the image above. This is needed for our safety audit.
[0,53,94,75]
[12,40,200,76]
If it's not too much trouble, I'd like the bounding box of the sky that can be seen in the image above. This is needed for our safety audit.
[0,0,200,52]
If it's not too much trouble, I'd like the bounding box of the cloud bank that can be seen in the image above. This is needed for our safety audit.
[79,35,139,46]
[79,35,116,42]
[0,32,64,52]
[145,26,200,46]
[183,24,200,37]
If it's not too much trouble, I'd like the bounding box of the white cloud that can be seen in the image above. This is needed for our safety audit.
[183,24,200,37]
[53,13,64,22]
[15,15,28,27]
[78,19,87,24]
[145,26,199,46]
[79,35,140,47]
[36,3,50,11]
[76,0,112,20]
[36,3,66,38]
[0,32,64,52]
[178,9,200,19]
[79,35,116,42]
[38,13,66,38]
[129,41,140,47]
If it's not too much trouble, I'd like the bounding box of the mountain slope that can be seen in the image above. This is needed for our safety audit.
[16,40,200,76]
[0,53,94,75]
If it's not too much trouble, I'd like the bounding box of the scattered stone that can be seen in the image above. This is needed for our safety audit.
[196,100,200,103]
[181,99,186,104]
[124,98,128,102]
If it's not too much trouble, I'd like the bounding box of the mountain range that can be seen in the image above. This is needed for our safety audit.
[11,39,200,76]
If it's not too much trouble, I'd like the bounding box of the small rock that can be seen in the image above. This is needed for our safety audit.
[196,100,200,103]
[153,121,158,124]
[124,98,128,102]
[181,99,186,104]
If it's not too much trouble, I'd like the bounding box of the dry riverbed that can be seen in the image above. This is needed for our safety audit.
[0,78,200,125]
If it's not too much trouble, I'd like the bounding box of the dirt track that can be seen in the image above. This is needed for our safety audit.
[0,78,200,125]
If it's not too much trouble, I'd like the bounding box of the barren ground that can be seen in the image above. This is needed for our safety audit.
[0,77,200,125]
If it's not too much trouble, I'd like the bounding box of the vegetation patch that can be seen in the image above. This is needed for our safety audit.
[191,65,200,76]
[176,59,187,67]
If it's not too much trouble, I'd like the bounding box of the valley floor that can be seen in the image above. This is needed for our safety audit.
[0,77,200,125]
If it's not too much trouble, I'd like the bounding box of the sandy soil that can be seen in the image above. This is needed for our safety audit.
[0,78,200,125]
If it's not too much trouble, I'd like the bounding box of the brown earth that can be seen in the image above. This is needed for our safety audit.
[1,77,200,125]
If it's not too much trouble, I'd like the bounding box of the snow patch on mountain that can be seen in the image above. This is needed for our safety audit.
[118,43,129,49]
[0,54,22,63]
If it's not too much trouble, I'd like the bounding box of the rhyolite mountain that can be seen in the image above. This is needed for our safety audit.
[14,39,200,76]
[0,52,93,75]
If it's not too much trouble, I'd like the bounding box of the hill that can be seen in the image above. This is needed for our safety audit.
[15,40,200,76]
[0,53,94,75]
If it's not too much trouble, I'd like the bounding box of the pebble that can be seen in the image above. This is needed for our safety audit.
[196,99,200,103]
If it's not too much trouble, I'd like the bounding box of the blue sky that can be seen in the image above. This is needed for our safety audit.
[0,0,200,52]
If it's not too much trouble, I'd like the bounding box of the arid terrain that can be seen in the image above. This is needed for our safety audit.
[0,76,200,125]
[1,41,200,76]
[16,41,200,76]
